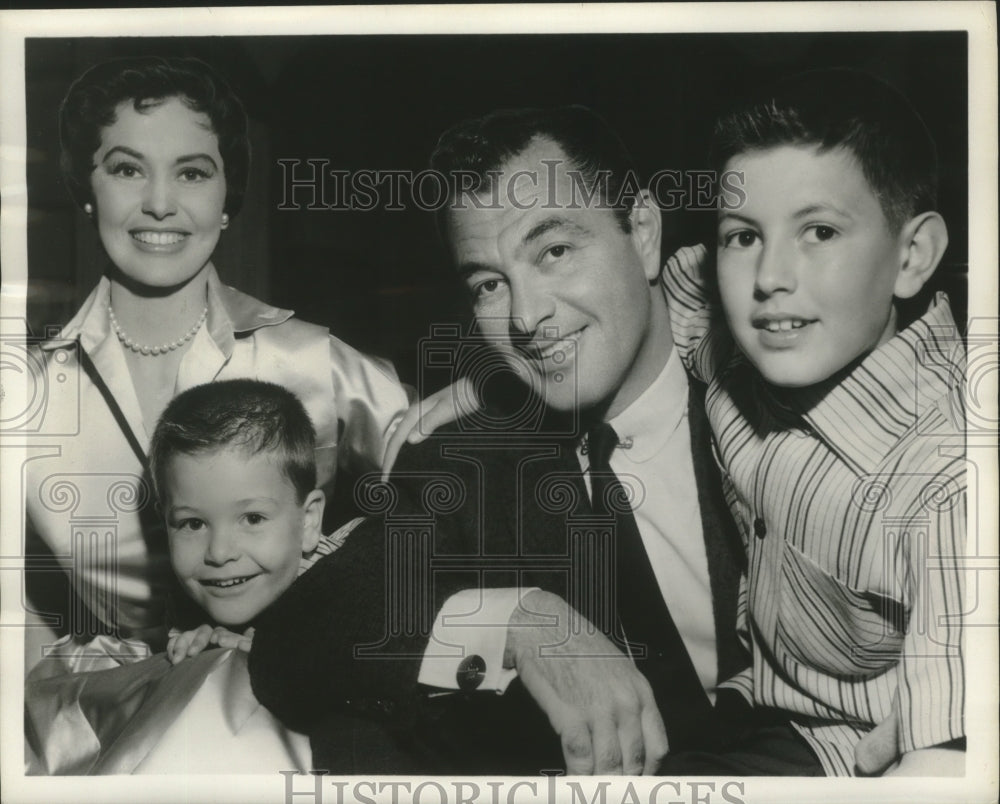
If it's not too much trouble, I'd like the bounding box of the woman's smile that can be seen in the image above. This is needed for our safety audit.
[131,228,190,250]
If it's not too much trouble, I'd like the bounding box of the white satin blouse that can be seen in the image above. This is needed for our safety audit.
[23,265,409,665]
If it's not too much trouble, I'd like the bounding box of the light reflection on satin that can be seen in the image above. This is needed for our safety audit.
[26,647,309,775]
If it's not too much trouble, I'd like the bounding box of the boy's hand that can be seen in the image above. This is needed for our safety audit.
[167,625,255,664]
[855,694,900,774]
[167,625,215,664]
[214,625,255,653]
[855,695,965,776]
[381,377,479,478]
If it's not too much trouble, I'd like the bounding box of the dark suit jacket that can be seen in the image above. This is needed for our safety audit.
[249,379,748,773]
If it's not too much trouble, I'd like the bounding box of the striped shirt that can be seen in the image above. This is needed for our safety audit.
[663,245,966,775]
[299,517,363,575]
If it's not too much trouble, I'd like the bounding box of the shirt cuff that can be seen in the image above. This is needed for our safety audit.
[417,587,537,693]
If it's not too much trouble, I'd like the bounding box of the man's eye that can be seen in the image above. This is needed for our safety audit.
[542,244,569,261]
[472,278,504,299]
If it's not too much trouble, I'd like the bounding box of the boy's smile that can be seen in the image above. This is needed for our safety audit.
[716,144,907,388]
[164,447,323,627]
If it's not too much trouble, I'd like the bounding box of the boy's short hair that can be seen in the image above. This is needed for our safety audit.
[712,68,938,232]
[150,380,317,504]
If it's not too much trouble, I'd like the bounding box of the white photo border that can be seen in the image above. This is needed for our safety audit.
[1,4,996,804]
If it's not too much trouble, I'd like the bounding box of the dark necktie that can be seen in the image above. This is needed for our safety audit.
[586,422,715,750]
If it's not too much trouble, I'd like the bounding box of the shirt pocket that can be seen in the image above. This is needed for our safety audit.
[774,541,905,678]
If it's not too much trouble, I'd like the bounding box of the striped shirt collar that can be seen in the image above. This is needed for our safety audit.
[774,293,963,475]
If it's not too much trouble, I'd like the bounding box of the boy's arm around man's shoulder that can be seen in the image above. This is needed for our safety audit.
[662,244,733,384]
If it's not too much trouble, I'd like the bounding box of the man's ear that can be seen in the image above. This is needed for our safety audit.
[629,189,663,283]
[894,211,949,299]
[300,489,325,553]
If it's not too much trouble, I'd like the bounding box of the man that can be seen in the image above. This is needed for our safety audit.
[248,106,810,775]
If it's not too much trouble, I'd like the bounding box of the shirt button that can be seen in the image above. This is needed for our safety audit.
[753,517,767,539]
[456,654,486,691]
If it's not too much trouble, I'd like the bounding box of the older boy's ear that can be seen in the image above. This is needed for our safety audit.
[300,490,325,553]
[630,189,663,282]
[894,211,949,299]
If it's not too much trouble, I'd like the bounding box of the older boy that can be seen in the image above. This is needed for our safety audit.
[664,69,965,775]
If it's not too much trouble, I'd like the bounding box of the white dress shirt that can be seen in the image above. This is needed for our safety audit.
[419,347,718,698]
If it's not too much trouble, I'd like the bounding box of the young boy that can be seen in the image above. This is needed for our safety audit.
[149,379,354,664]
[663,69,965,775]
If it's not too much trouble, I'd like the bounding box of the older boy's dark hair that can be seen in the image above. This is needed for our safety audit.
[712,68,938,232]
[150,380,316,504]
[59,55,251,216]
[430,105,641,236]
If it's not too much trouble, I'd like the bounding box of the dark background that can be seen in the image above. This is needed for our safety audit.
[25,32,968,389]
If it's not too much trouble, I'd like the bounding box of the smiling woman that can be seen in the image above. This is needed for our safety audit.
[88,97,228,293]
[24,57,412,681]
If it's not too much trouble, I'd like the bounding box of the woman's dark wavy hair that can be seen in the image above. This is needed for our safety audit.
[59,56,250,217]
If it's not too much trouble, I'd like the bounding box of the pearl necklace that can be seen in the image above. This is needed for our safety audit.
[109,304,208,356]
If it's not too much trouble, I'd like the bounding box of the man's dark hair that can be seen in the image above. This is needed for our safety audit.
[430,105,641,235]
[149,380,317,504]
[712,68,939,232]
[59,55,251,217]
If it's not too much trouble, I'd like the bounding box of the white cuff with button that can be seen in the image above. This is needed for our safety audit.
[417,587,538,693]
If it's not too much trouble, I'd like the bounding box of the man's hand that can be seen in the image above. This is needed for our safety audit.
[167,625,255,665]
[504,590,669,775]
[381,378,479,478]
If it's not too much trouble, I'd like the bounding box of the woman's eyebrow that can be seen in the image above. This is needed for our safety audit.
[98,146,219,170]
[175,153,219,169]
[101,145,143,162]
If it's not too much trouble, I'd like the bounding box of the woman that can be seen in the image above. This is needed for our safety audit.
[24,56,414,673]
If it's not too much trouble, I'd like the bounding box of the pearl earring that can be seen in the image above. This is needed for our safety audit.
[84,202,93,216]
[221,213,229,230]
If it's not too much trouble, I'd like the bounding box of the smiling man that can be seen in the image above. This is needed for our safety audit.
[248,107,819,776]
[450,135,669,420]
